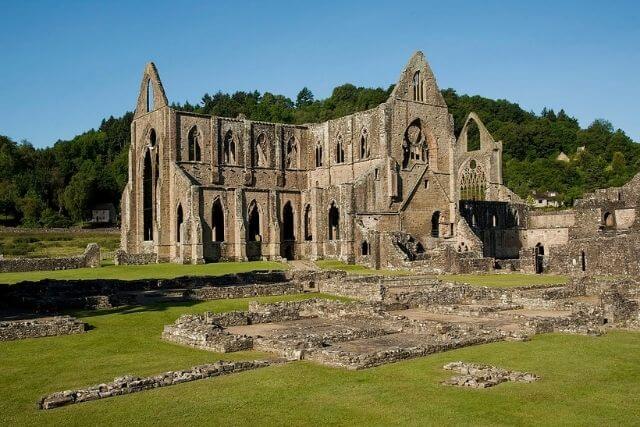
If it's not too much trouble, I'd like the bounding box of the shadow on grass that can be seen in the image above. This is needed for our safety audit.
[70,299,205,319]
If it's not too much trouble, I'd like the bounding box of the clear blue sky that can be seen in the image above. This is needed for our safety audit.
[1,0,639,147]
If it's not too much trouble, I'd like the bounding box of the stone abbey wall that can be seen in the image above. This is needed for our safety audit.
[119,52,513,271]
[115,51,640,276]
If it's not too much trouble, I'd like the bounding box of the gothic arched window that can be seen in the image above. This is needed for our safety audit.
[188,126,201,161]
[315,142,323,167]
[402,119,428,169]
[223,130,236,165]
[412,71,423,102]
[360,128,370,159]
[286,137,298,169]
[335,134,345,164]
[459,160,487,201]
[255,133,267,167]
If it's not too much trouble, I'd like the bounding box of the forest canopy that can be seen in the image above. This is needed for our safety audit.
[0,85,637,227]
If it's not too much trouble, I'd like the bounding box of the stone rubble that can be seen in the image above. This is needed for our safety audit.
[442,361,539,388]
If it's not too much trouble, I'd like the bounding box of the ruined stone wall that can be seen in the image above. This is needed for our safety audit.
[0,270,308,313]
[121,52,526,270]
[0,243,100,273]
[522,234,640,275]
[113,249,157,266]
[0,316,86,341]
[38,360,271,410]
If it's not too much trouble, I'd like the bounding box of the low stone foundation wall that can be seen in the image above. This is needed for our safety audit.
[38,360,271,410]
[318,275,384,301]
[0,243,100,273]
[162,313,254,352]
[0,316,86,341]
[0,270,328,313]
[113,249,157,266]
[306,331,507,370]
[187,282,300,301]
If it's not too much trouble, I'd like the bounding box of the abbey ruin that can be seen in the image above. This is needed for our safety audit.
[120,52,640,276]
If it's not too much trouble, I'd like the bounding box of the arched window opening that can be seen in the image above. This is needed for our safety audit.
[360,128,370,159]
[328,202,340,240]
[282,201,295,241]
[492,215,498,228]
[143,150,154,241]
[255,133,267,167]
[412,71,423,102]
[459,161,487,201]
[176,204,183,243]
[335,134,345,164]
[188,126,201,161]
[514,211,520,227]
[247,201,261,242]
[471,214,477,228]
[603,212,615,228]
[361,241,370,256]
[304,204,313,241]
[431,211,440,238]
[286,137,298,169]
[212,198,225,242]
[466,119,481,151]
[223,130,236,165]
[149,128,156,147]
[402,119,428,169]
[146,79,154,112]
[581,250,586,272]
[315,143,323,167]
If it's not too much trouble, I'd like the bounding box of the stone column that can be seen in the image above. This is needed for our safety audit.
[233,188,247,261]
[188,185,204,264]
[313,185,324,259]
[341,184,355,263]
[275,124,284,186]
[268,190,282,260]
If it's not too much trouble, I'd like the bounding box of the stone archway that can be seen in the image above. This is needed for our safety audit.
[281,201,295,260]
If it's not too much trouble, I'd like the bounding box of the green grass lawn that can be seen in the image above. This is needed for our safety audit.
[316,260,567,288]
[0,293,638,425]
[0,260,287,284]
[442,273,568,287]
[316,260,412,276]
[0,230,120,260]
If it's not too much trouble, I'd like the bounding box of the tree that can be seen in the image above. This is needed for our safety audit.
[296,87,314,107]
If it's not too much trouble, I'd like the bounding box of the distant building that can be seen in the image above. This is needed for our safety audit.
[576,146,586,153]
[531,191,561,208]
[556,152,569,163]
[91,203,116,224]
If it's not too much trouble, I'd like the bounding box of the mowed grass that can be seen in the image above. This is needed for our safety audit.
[316,260,412,276]
[0,293,638,425]
[0,260,287,284]
[316,260,567,288]
[0,230,120,260]
[0,293,343,426]
[442,273,568,287]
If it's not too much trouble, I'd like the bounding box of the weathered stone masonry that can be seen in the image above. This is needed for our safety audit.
[119,52,514,270]
[0,243,100,273]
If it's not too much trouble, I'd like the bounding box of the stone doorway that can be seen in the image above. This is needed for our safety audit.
[534,243,545,274]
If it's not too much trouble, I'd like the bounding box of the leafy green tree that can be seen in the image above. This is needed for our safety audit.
[296,87,314,107]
